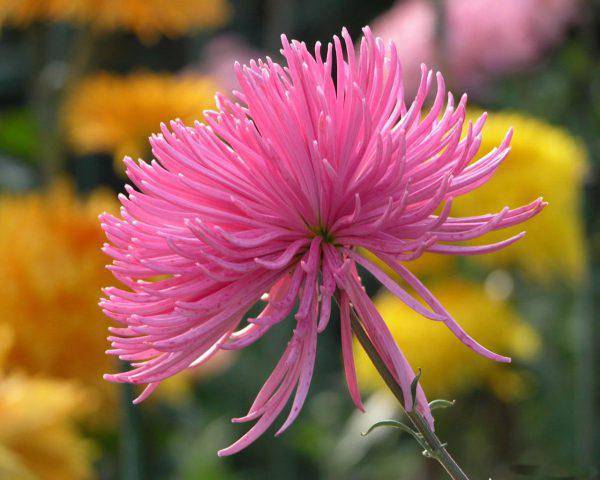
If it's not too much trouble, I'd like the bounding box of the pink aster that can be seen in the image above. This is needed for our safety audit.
[100,27,545,456]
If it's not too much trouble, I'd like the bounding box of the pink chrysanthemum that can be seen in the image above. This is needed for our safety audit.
[100,27,545,456]
[372,0,579,91]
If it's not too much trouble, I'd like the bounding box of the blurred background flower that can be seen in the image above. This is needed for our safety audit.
[199,33,262,93]
[452,111,589,283]
[365,111,588,286]
[355,278,540,402]
[392,111,589,283]
[447,0,579,88]
[372,0,580,92]
[62,72,218,171]
[0,182,118,416]
[0,374,96,480]
[0,327,96,480]
[0,0,231,43]
[0,182,231,419]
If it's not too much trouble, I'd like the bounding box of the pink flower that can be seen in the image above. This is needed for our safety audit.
[100,27,544,456]
[372,0,579,90]
[199,33,262,94]
[370,0,437,93]
[448,0,579,87]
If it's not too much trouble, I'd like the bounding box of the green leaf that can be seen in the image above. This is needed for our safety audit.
[410,368,422,407]
[362,419,417,437]
[362,419,429,451]
[428,399,456,411]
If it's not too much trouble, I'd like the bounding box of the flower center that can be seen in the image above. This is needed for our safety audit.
[309,224,335,244]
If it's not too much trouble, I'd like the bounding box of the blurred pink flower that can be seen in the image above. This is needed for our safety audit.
[370,0,437,93]
[449,0,579,86]
[373,0,579,90]
[100,27,544,455]
[200,33,262,94]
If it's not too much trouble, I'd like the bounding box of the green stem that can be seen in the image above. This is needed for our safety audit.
[28,24,63,181]
[64,26,96,93]
[348,305,470,480]
[119,373,143,480]
[28,24,96,182]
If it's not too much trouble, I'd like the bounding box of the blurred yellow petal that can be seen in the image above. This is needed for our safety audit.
[0,182,119,410]
[62,72,219,172]
[363,112,587,284]
[454,112,588,283]
[508,321,541,362]
[0,0,231,42]
[0,374,96,480]
[488,369,533,403]
[0,443,37,480]
[0,181,232,422]
[0,325,13,369]
[0,181,117,421]
[356,278,540,400]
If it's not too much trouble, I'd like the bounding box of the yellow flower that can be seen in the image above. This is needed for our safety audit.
[0,182,232,416]
[0,329,96,480]
[0,374,96,480]
[356,278,540,401]
[0,1,45,28]
[364,112,587,283]
[0,182,118,420]
[452,112,588,283]
[0,0,231,42]
[62,72,219,171]
[0,325,11,365]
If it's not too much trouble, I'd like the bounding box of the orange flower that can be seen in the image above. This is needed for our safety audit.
[0,0,231,43]
[63,72,219,171]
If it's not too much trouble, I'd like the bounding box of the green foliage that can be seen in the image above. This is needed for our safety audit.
[0,108,40,163]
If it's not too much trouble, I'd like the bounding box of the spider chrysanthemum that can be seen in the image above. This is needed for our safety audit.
[100,27,545,456]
